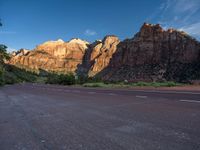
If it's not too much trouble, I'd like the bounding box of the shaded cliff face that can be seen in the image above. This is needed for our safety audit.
[9,23,200,82]
[100,23,200,82]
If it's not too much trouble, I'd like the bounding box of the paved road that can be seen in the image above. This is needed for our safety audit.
[0,83,200,150]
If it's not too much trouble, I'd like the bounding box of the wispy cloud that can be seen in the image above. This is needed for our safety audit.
[0,31,17,34]
[84,29,97,36]
[173,0,199,13]
[148,0,200,39]
[179,22,200,36]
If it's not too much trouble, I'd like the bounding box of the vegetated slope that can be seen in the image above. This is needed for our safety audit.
[0,45,38,85]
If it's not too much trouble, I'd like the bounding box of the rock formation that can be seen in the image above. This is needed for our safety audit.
[100,23,200,82]
[8,23,200,82]
[11,49,30,57]
[79,36,120,77]
[9,39,89,73]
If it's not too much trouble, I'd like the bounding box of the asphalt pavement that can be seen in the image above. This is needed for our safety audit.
[0,83,200,150]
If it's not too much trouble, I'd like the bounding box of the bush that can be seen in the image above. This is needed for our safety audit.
[4,65,37,83]
[81,81,183,88]
[76,75,89,84]
[131,81,149,86]
[0,66,5,85]
[131,81,182,87]
[46,73,75,85]
[58,74,75,85]
[0,44,10,61]
[83,82,107,87]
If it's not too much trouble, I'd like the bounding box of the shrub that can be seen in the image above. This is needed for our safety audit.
[58,73,75,85]
[46,73,75,85]
[4,65,37,83]
[83,82,107,87]
[132,81,149,86]
[0,44,10,61]
[76,75,89,84]
[130,81,182,87]
[0,66,5,85]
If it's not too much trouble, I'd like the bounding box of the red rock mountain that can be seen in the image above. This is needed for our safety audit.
[100,23,200,82]
[9,23,200,82]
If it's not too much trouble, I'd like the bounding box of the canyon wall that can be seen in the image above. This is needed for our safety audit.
[9,23,200,82]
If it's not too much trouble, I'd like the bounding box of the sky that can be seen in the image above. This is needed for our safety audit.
[0,0,200,52]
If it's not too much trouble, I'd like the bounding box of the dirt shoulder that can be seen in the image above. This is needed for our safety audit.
[121,85,200,92]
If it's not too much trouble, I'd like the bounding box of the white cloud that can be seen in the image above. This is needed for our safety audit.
[84,29,97,36]
[150,0,200,22]
[147,0,200,39]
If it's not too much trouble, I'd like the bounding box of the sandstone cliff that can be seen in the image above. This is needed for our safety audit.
[9,23,200,82]
[9,39,89,73]
[100,23,200,82]
[78,36,120,77]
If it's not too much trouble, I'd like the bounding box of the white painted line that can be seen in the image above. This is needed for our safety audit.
[88,92,96,94]
[108,93,117,96]
[180,100,200,103]
[136,95,147,99]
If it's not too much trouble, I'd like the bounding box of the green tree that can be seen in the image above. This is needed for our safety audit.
[0,22,10,85]
[0,66,4,85]
[0,45,8,85]
[0,45,10,63]
[0,19,5,85]
[46,73,75,85]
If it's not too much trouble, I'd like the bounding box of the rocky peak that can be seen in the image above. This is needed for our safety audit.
[141,23,163,31]
[12,49,30,57]
[68,38,89,49]
[87,35,120,76]
[102,35,119,43]
[69,38,89,44]
[136,23,164,39]
[138,23,192,39]
[36,39,65,52]
[40,39,65,46]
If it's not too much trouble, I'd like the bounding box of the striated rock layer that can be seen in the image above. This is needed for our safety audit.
[9,23,200,82]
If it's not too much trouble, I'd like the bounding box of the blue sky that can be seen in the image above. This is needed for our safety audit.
[0,0,200,52]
